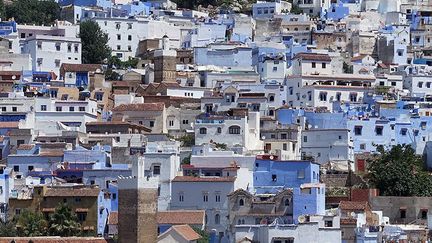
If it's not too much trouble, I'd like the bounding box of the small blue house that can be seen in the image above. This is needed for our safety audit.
[253,156,320,194]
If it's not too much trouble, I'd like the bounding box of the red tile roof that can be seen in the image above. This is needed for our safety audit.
[293,52,331,62]
[339,201,369,211]
[170,225,201,241]
[60,63,102,73]
[340,218,357,225]
[351,55,367,62]
[157,210,205,225]
[44,187,100,197]
[172,176,236,182]
[0,122,19,128]
[17,144,34,150]
[112,103,165,112]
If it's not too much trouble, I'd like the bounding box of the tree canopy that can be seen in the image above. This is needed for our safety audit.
[48,203,82,237]
[16,210,48,237]
[79,20,111,64]
[5,0,60,25]
[367,145,432,196]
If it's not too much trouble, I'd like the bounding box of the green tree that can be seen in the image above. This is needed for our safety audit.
[79,20,111,64]
[193,227,210,243]
[16,210,48,237]
[0,219,17,237]
[48,203,81,237]
[0,0,5,20]
[367,145,432,196]
[5,0,60,25]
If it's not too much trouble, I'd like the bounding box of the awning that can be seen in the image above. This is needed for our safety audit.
[42,208,55,213]
[399,206,407,210]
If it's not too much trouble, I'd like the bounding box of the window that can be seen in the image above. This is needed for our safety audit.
[79,107,85,112]
[117,34,121,40]
[421,210,428,219]
[128,35,132,41]
[67,44,72,52]
[128,45,132,51]
[272,174,277,181]
[75,197,81,203]
[28,166,34,171]
[401,128,407,136]
[55,43,61,51]
[199,127,207,134]
[74,45,79,53]
[77,212,87,222]
[269,95,275,102]
[20,33,25,38]
[41,105,47,111]
[400,209,406,219]
[12,107,17,112]
[1,107,5,112]
[283,143,287,151]
[319,92,327,101]
[419,82,424,88]
[322,63,326,68]
[203,193,208,202]
[297,169,305,179]
[179,192,184,202]
[56,107,62,112]
[214,214,220,224]
[149,121,154,127]
[360,144,366,150]
[217,127,222,134]
[13,166,19,172]
[95,92,103,101]
[127,23,132,29]
[375,126,383,136]
[69,107,75,112]
[325,220,333,227]
[284,199,290,206]
[169,120,174,127]
[153,165,160,175]
[273,66,278,72]
[117,45,121,50]
[228,126,241,134]
[15,208,21,215]
[312,62,316,68]
[215,193,221,202]
[239,198,244,206]
[303,136,307,142]
[354,126,362,136]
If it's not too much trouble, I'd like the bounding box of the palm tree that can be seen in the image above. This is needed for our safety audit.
[16,210,47,237]
[48,203,81,236]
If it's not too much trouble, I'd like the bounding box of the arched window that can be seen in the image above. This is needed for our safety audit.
[229,126,241,134]
[217,127,222,133]
[239,198,244,206]
[199,127,207,134]
[269,110,274,116]
[284,198,290,206]
[215,214,220,224]
[269,95,275,102]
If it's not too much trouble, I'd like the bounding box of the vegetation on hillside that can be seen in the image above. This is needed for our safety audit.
[80,20,111,64]
[4,0,60,25]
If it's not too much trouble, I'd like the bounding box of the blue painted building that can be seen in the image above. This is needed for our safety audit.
[253,157,320,194]
[292,183,325,224]
[118,1,151,16]
[0,21,17,36]
[322,2,350,21]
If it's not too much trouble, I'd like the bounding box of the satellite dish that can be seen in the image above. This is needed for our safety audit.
[298,215,306,224]
[351,212,356,217]
[261,136,266,140]
[11,75,16,80]
[269,155,274,160]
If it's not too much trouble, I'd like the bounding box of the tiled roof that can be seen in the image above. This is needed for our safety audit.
[172,176,236,182]
[293,52,331,62]
[351,55,367,62]
[18,144,34,150]
[0,71,21,76]
[112,103,165,112]
[157,210,205,225]
[339,201,369,211]
[340,218,357,225]
[0,122,19,128]
[39,151,64,157]
[61,63,102,72]
[171,225,201,241]
[44,187,100,197]
[108,212,118,225]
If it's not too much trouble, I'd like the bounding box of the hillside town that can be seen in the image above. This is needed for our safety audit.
[0,0,431,242]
